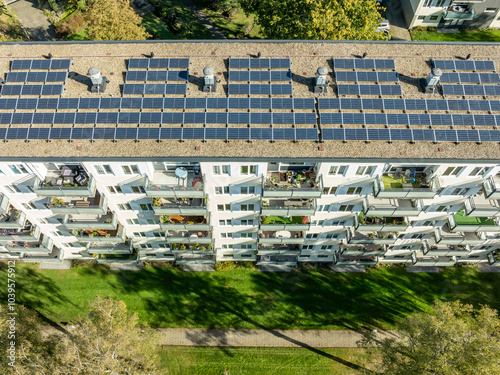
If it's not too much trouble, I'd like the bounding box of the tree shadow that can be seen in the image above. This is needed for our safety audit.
[0,263,70,328]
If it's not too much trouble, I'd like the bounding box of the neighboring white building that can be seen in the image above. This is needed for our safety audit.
[401,0,500,28]
[0,41,499,270]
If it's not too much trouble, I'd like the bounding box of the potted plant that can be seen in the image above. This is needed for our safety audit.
[153,197,162,206]
[172,243,178,250]
[369,233,375,238]
[180,245,186,250]
[262,217,271,225]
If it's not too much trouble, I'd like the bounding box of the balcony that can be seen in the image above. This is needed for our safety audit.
[262,199,316,216]
[175,252,215,264]
[0,195,10,214]
[145,170,204,198]
[263,171,322,198]
[448,210,500,232]
[464,195,500,217]
[160,214,209,231]
[434,227,485,245]
[340,245,386,256]
[170,243,213,252]
[259,230,305,244]
[483,175,500,199]
[258,243,300,255]
[374,174,439,198]
[165,230,212,243]
[0,224,40,241]
[256,254,298,266]
[74,224,125,242]
[260,215,310,230]
[48,192,107,214]
[22,246,63,263]
[334,253,378,266]
[61,212,117,230]
[139,252,175,262]
[443,5,475,20]
[95,253,138,264]
[153,197,206,215]
[346,230,397,244]
[33,170,96,197]
[412,253,457,266]
[0,208,26,229]
[356,213,408,231]
[487,252,500,267]
[86,242,132,255]
[5,235,53,253]
[363,197,424,216]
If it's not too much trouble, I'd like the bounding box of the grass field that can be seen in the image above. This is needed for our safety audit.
[410,27,500,42]
[159,346,379,375]
[2,262,500,330]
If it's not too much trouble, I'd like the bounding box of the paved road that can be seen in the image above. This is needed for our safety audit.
[42,326,397,348]
[382,0,411,41]
[8,0,57,41]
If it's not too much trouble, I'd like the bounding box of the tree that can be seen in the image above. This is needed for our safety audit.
[85,0,151,40]
[2,297,160,374]
[240,0,386,40]
[362,301,500,375]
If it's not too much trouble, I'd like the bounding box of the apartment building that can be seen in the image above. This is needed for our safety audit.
[401,0,500,29]
[0,41,499,270]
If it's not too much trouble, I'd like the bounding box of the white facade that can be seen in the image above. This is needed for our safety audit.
[1,159,500,269]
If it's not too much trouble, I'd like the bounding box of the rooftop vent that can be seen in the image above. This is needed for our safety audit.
[202,66,216,93]
[314,67,328,94]
[421,67,442,94]
[88,67,108,93]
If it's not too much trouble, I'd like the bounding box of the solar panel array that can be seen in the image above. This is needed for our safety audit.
[227,58,292,95]
[333,59,396,70]
[1,127,318,142]
[123,58,189,95]
[317,98,500,111]
[337,84,402,96]
[2,59,71,97]
[442,84,500,97]
[440,72,500,84]
[0,97,315,110]
[433,59,495,71]
[322,128,500,143]
[335,70,399,83]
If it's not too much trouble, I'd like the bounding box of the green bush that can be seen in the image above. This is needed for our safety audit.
[48,0,60,12]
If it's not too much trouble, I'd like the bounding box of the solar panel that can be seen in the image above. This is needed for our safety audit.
[97,112,119,123]
[229,58,290,69]
[167,71,188,81]
[48,59,72,70]
[434,59,495,71]
[118,112,141,123]
[1,85,23,95]
[5,72,28,82]
[227,127,250,140]
[318,98,340,110]
[0,99,17,109]
[185,98,207,109]
[207,97,228,109]
[17,98,39,109]
[21,85,43,95]
[75,113,96,124]
[0,113,12,124]
[293,98,315,109]
[335,71,398,83]
[333,58,395,70]
[206,112,228,124]
[41,84,64,95]
[122,83,186,95]
[126,71,148,81]
[337,84,401,96]
[249,98,272,109]
[250,128,272,140]
[32,112,54,124]
[205,127,228,140]
[55,113,76,124]
[273,128,295,140]
[228,83,292,95]
[99,97,121,109]
[10,59,72,71]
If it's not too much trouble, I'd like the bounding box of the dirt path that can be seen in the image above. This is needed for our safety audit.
[178,0,227,39]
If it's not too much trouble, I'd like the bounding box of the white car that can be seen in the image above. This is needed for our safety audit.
[377,19,390,31]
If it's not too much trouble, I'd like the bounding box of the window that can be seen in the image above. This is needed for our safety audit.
[220,233,233,238]
[325,234,338,239]
[222,165,230,174]
[107,186,123,194]
[22,203,36,210]
[117,203,132,210]
[140,203,153,211]
[418,15,426,20]
[38,218,49,224]
[241,186,256,194]
[153,232,164,237]
[122,165,139,175]
[126,218,140,225]
[485,7,498,12]
[240,204,255,211]
[5,185,21,193]
[346,187,363,195]
[469,167,488,177]
[356,166,375,176]
[213,166,221,175]
[51,231,63,237]
[306,233,318,239]
[442,166,463,176]
[339,205,354,212]
[146,218,158,225]
[328,165,347,175]
[133,232,146,237]
[9,165,28,174]
[215,186,229,195]
[131,186,146,194]
[302,245,314,250]
[240,244,253,249]
[435,0,445,7]
[139,244,153,249]
[429,15,439,20]
[95,165,113,175]
[241,165,257,175]
[321,245,334,250]
[217,204,231,211]
[240,219,253,225]
[451,188,470,196]
[240,233,252,238]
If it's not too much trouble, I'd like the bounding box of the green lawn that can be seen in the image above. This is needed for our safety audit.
[2,262,500,330]
[410,27,500,42]
[201,7,263,39]
[142,13,178,40]
[149,0,214,39]
[66,27,88,41]
[159,346,378,375]
[454,209,495,226]
[262,216,305,224]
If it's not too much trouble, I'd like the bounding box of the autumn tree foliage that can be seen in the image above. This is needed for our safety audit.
[362,301,500,375]
[86,0,151,40]
[241,0,386,40]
